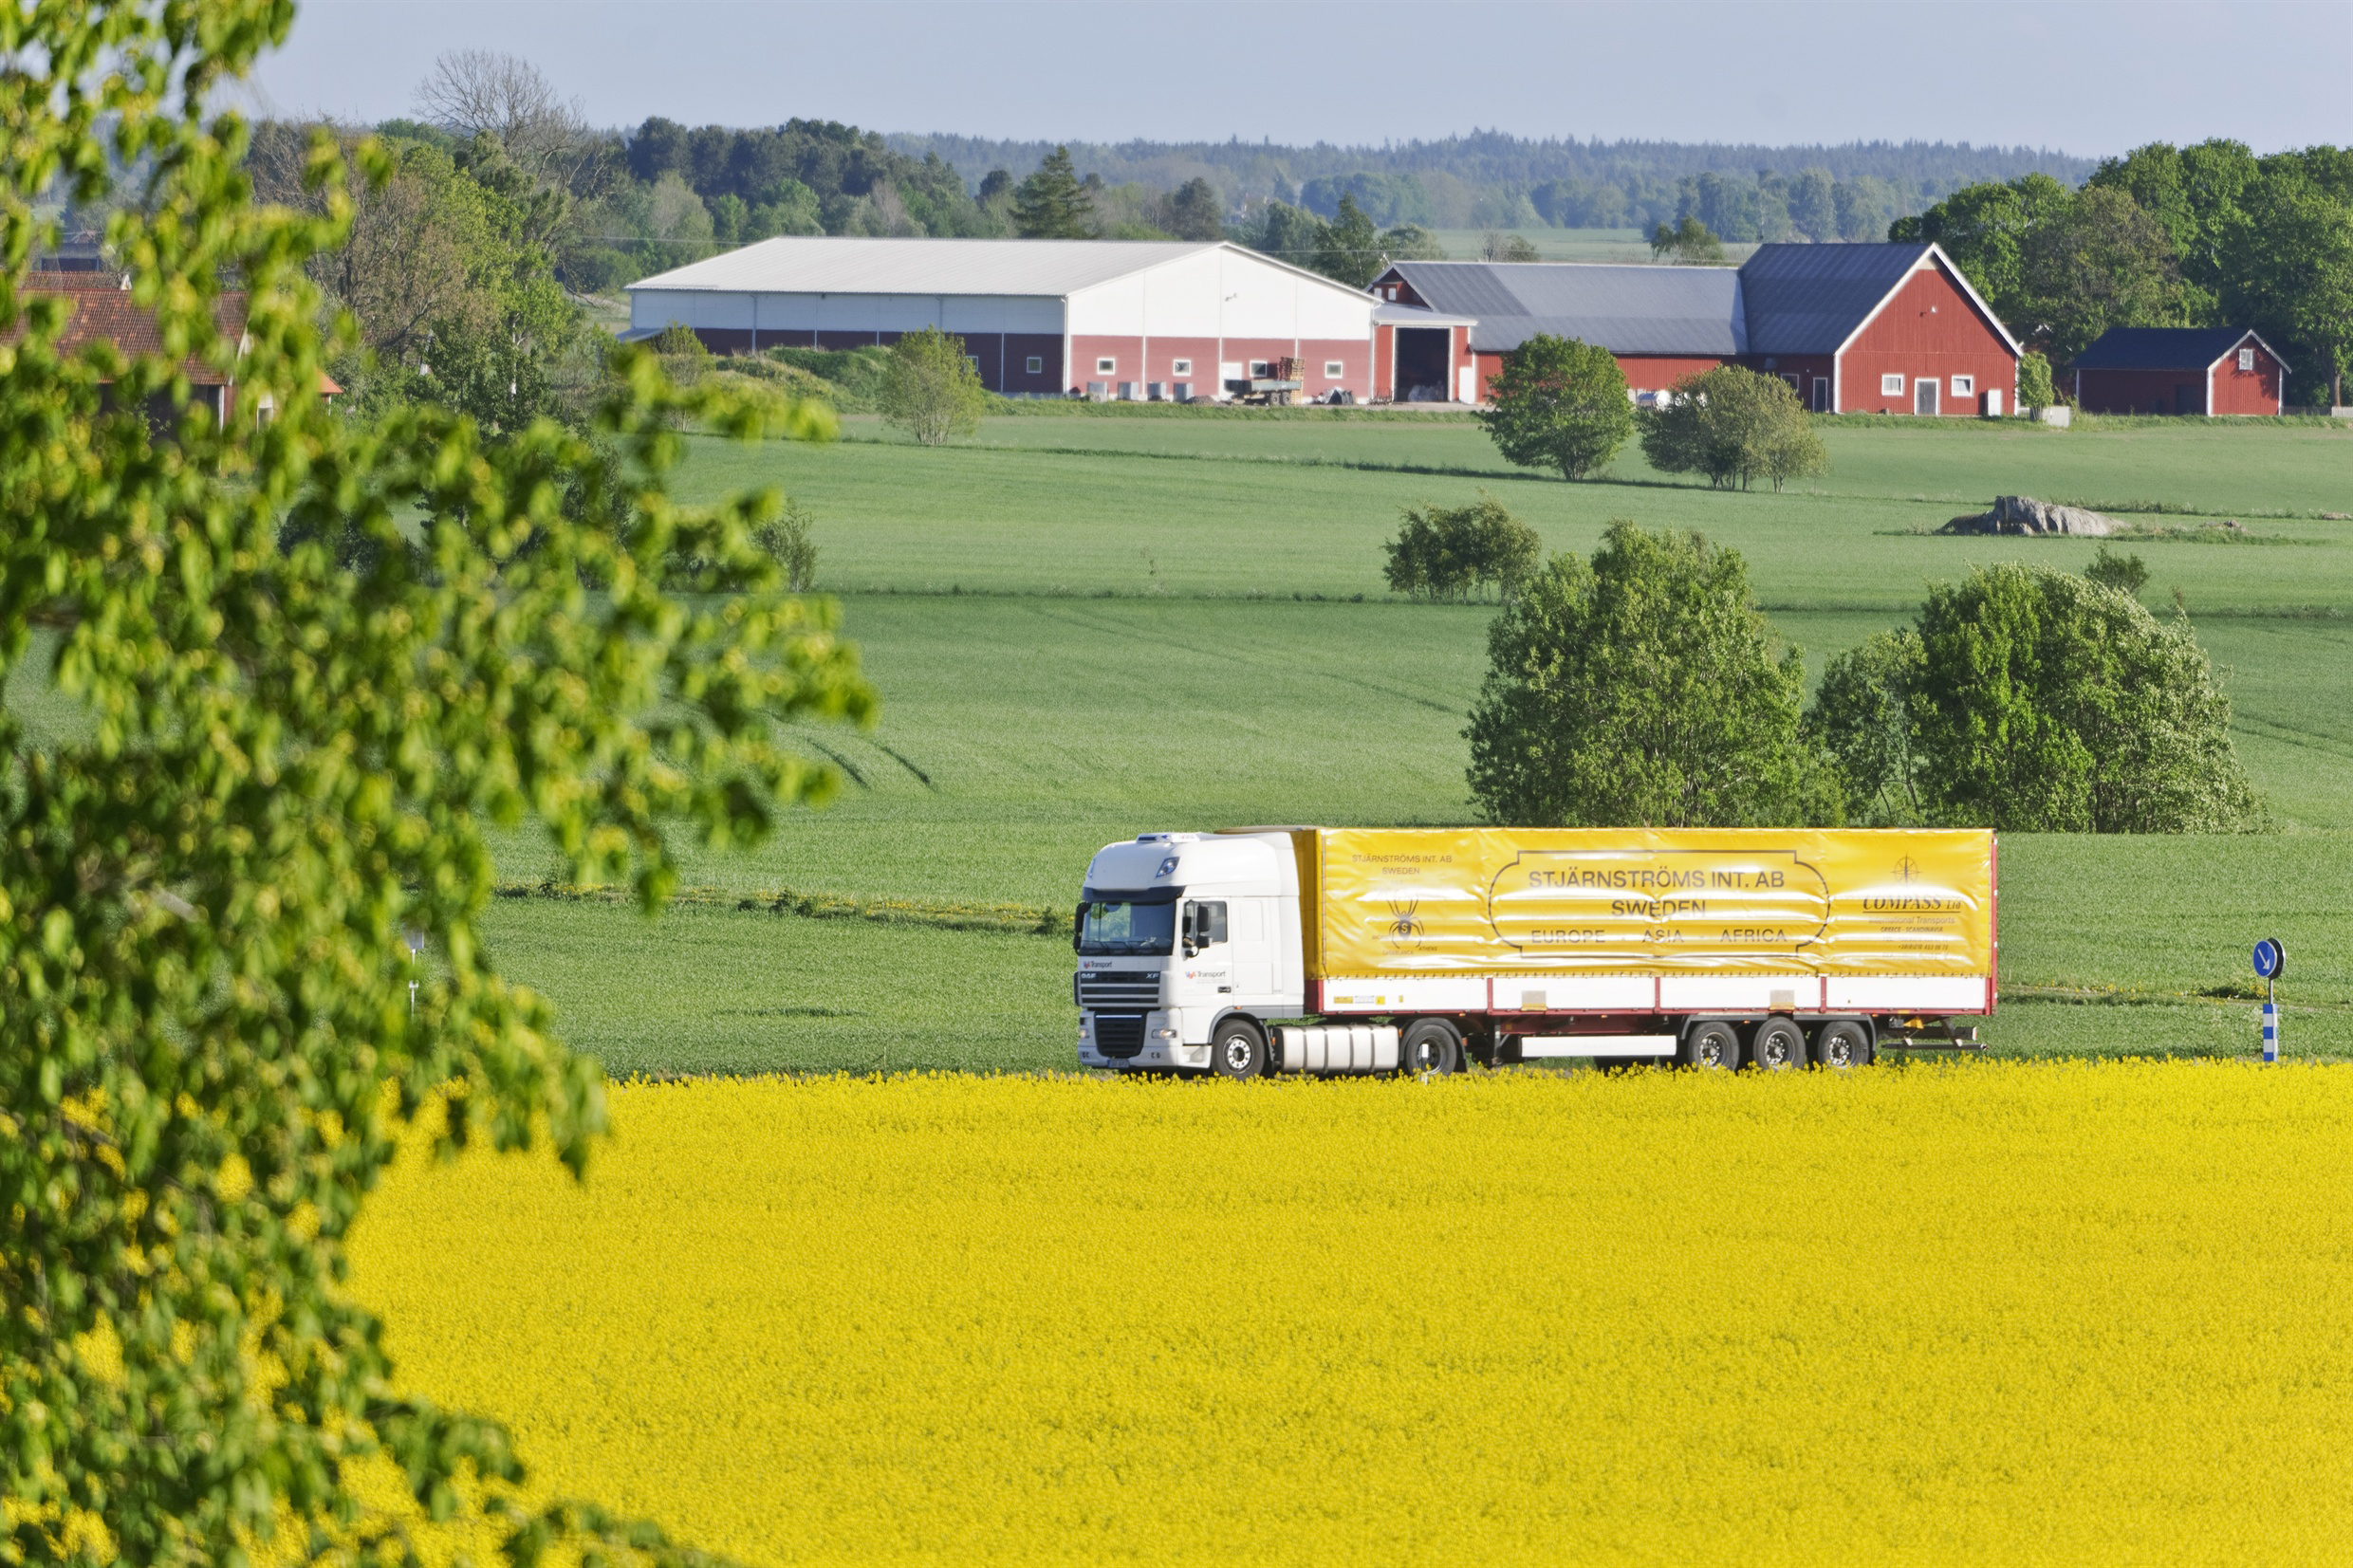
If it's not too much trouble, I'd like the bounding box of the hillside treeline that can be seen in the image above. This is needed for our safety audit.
[1896,140,2353,404]
[897,130,2092,236]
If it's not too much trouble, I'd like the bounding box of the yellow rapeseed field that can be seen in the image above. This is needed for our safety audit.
[346,1063,2353,1566]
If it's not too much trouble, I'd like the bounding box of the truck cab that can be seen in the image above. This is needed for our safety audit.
[1074,832,1304,1073]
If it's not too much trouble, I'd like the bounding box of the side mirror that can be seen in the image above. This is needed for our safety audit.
[1070,904,1085,953]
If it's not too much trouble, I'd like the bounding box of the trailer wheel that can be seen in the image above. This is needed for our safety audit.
[1401,1018,1463,1076]
[1811,1021,1872,1070]
[1751,1016,1805,1071]
[1210,1017,1269,1079]
[1678,1021,1739,1071]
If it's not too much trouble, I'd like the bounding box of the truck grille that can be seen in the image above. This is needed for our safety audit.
[1079,970,1160,1008]
[1093,1015,1146,1059]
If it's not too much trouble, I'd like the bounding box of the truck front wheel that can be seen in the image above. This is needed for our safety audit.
[1211,1017,1269,1079]
[1401,1018,1464,1076]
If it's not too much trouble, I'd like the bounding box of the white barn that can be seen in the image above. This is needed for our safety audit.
[624,237,1383,401]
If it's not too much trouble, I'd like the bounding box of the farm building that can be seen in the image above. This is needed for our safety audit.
[625,237,1383,401]
[2067,327,2287,415]
[6,272,335,427]
[1370,242,2022,415]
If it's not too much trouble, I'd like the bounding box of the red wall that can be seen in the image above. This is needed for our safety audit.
[2074,367,2207,415]
[2211,341,2284,415]
[1616,355,1732,394]
[1069,333,1371,399]
[1836,260,2017,415]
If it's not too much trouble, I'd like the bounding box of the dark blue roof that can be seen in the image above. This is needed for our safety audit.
[2069,327,2276,371]
[1384,261,1744,356]
[1737,242,1938,356]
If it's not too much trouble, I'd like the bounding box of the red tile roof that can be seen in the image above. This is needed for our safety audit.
[11,280,247,386]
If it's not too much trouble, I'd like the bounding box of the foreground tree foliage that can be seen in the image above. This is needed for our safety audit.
[0,5,871,1564]
[1475,333,1634,480]
[1808,565,2262,833]
[1465,523,1828,827]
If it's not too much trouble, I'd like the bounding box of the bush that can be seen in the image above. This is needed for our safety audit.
[1475,334,1635,480]
[1382,492,1543,602]
[755,497,820,591]
[878,325,988,446]
[1464,521,1830,826]
[1807,563,2264,832]
[651,320,710,359]
[2084,544,2148,598]
[1639,365,1827,491]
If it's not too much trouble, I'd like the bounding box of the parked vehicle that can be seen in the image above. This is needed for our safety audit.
[1073,827,1996,1075]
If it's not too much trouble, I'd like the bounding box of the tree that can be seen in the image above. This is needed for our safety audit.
[879,325,989,445]
[0,7,872,1566]
[1464,523,1825,827]
[1012,145,1093,237]
[1313,194,1381,286]
[1639,365,1826,491]
[1166,176,1225,240]
[1379,223,1447,260]
[1787,169,1837,242]
[1476,334,1635,480]
[2216,165,2353,406]
[1649,215,1725,264]
[1806,630,1928,823]
[1891,173,2073,324]
[1909,564,2261,832]
[2016,185,2190,363]
[413,48,595,191]
[1381,492,1543,602]
[1481,231,1541,262]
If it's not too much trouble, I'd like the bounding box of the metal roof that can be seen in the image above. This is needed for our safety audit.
[1737,242,1936,356]
[1383,261,1744,355]
[2069,326,2285,372]
[627,236,1353,298]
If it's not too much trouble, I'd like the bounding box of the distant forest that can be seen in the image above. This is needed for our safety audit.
[888,131,2098,239]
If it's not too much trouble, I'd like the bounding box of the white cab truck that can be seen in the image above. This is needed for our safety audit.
[1074,826,1997,1076]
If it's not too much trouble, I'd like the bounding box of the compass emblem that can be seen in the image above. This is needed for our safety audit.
[1894,856,1919,883]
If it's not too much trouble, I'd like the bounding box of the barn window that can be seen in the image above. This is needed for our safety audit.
[1250,360,1270,378]
[964,356,978,370]
[1026,356,1043,374]
[1881,374,1905,396]
[1324,360,1343,377]
[1951,375,1973,397]
[2238,347,2255,371]
[1172,359,1192,376]
[1096,357,1116,374]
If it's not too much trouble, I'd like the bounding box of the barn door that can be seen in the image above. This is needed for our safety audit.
[1811,377,1831,412]
[1915,378,1940,416]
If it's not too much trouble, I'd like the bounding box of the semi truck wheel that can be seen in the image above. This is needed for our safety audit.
[1811,1021,1872,1069]
[1751,1017,1805,1071]
[1210,1017,1269,1079]
[1401,1018,1463,1076]
[1678,1021,1739,1071]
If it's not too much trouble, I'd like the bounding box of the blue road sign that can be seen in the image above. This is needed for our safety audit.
[2253,938,2286,979]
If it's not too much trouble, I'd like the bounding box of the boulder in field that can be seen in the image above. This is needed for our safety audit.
[1940,495,2118,537]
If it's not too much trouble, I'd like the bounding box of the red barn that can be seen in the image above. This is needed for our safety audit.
[1368,242,2021,415]
[2068,327,2288,415]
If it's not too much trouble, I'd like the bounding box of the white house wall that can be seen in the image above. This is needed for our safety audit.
[631,290,1063,337]
[1065,249,1376,341]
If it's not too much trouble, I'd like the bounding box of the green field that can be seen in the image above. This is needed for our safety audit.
[16,411,2352,1068]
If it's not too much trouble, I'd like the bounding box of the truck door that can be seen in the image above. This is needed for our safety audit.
[1180,899,1232,1004]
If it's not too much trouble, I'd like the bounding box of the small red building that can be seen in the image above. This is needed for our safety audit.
[2067,327,2287,415]
[1368,242,2022,415]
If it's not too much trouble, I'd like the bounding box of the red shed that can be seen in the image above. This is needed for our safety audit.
[2068,327,2288,415]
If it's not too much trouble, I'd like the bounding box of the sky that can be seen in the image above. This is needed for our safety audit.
[248,0,2353,158]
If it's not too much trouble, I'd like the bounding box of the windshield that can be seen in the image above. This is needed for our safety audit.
[1077,900,1177,956]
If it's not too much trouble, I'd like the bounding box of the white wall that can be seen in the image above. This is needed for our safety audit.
[1065,249,1377,341]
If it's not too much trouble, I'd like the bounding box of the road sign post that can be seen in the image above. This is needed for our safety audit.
[2252,939,2286,1062]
